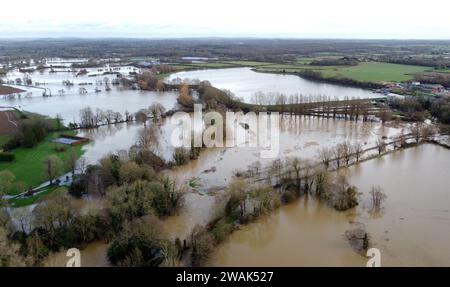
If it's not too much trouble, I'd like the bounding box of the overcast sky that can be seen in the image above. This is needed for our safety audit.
[1,0,449,39]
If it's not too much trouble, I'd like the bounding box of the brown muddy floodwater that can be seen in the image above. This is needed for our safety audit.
[44,241,109,267]
[43,116,411,267]
[208,144,450,267]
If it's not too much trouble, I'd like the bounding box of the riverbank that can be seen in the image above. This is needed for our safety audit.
[0,85,26,95]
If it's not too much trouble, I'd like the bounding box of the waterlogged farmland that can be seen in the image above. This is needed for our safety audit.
[2,62,449,267]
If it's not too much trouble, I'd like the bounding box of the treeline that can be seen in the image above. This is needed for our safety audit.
[389,96,450,124]
[310,57,358,66]
[379,56,450,69]
[2,39,450,63]
[2,114,60,151]
[414,72,450,88]
[297,69,384,89]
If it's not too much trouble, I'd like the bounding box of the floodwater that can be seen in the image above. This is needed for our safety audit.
[7,65,438,267]
[207,144,450,266]
[44,241,109,267]
[168,67,384,102]
[1,67,178,122]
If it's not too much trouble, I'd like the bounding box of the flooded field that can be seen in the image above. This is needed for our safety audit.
[168,67,384,102]
[1,66,178,122]
[5,65,444,268]
[207,144,450,267]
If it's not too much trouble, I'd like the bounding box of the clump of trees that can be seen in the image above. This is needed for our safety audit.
[390,96,450,124]
[4,115,54,150]
[177,83,193,108]
[344,223,370,253]
[136,69,166,92]
[310,57,358,66]
[107,218,169,267]
[79,107,126,128]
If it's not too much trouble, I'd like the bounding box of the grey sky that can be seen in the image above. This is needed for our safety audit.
[1,0,449,39]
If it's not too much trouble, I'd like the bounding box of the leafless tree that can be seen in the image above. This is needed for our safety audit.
[376,138,386,155]
[369,185,387,210]
[104,109,115,125]
[318,147,333,170]
[353,142,364,162]
[149,103,166,120]
[136,126,159,153]
[286,157,304,193]
[135,110,148,126]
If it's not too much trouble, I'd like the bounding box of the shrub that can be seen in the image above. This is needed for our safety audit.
[107,218,166,267]
[0,152,15,162]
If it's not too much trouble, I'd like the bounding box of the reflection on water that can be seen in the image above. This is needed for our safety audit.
[208,197,365,267]
[168,67,384,103]
[208,144,450,266]
[349,144,450,266]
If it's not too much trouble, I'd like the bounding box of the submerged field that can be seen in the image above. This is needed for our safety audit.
[171,58,434,83]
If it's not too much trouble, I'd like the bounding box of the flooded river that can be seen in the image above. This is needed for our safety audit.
[207,144,450,267]
[168,67,384,102]
[6,65,442,267]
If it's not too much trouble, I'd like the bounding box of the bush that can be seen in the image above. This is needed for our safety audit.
[107,218,166,267]
[0,152,15,162]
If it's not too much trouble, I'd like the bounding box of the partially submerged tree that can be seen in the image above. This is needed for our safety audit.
[369,185,387,210]
[318,147,333,170]
[331,174,359,211]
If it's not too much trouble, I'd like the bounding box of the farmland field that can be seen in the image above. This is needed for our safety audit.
[320,62,431,82]
[252,61,432,83]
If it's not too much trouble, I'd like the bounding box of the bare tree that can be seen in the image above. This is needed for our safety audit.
[269,159,283,185]
[113,112,123,123]
[376,138,386,155]
[318,147,333,170]
[333,145,345,168]
[148,103,166,120]
[66,149,78,176]
[353,142,364,162]
[286,157,304,193]
[136,126,159,152]
[42,155,63,185]
[135,110,148,126]
[104,109,115,125]
[369,185,387,210]
[79,107,95,128]
[409,124,421,143]
[340,141,352,167]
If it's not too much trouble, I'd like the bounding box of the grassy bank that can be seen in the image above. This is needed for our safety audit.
[8,186,63,207]
[0,130,85,194]
[0,135,12,148]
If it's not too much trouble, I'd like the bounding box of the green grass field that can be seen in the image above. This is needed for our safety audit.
[320,62,431,82]
[252,61,432,83]
[168,59,434,84]
[0,130,84,194]
[0,135,11,148]
[8,185,63,207]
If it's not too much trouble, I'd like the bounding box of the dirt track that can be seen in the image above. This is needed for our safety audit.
[0,110,19,134]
